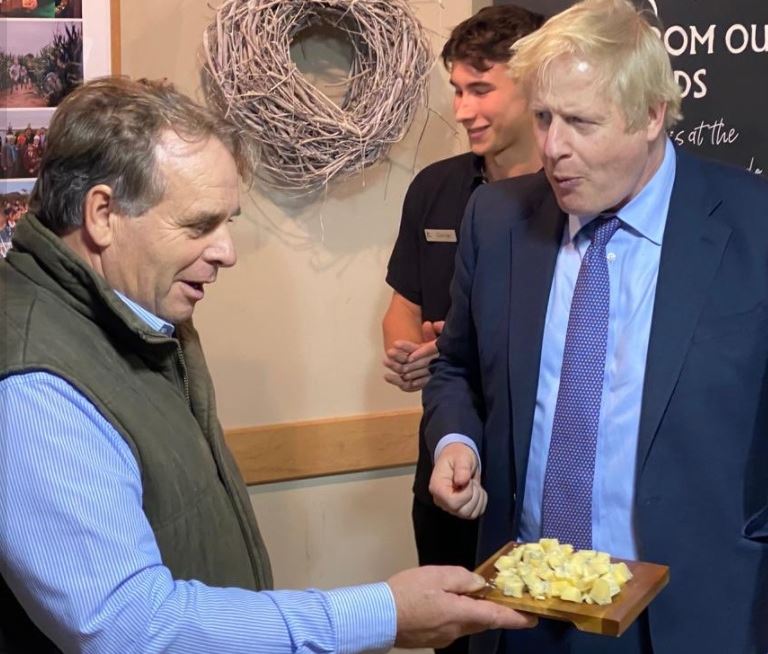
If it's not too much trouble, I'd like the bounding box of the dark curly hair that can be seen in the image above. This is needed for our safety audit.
[441,5,545,72]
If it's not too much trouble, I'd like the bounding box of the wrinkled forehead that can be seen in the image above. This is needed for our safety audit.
[530,54,612,107]
[535,54,595,92]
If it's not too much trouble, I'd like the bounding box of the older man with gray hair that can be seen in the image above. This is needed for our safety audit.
[0,77,536,653]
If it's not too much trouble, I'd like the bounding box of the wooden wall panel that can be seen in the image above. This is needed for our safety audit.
[110,0,121,74]
[224,408,421,485]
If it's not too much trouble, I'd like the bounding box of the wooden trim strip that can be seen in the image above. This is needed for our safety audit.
[224,408,421,485]
[110,0,122,75]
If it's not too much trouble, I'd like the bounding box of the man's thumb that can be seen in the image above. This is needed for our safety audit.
[452,458,474,487]
[421,321,437,342]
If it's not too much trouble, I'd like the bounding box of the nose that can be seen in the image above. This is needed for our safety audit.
[205,222,237,268]
[541,118,569,161]
[453,93,476,124]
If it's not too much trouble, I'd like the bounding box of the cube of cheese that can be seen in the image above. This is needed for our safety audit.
[587,558,610,576]
[546,551,565,569]
[558,543,574,557]
[549,579,570,598]
[526,577,550,600]
[594,551,611,565]
[539,538,560,552]
[500,576,525,598]
[610,562,633,585]
[502,548,520,567]
[537,566,555,580]
[589,578,613,605]
[575,572,599,591]
[599,573,621,597]
[494,555,515,572]
[560,585,583,603]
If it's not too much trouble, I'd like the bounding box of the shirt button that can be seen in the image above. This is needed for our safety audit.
[606,252,616,262]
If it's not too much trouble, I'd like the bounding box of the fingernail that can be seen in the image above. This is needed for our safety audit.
[472,573,485,586]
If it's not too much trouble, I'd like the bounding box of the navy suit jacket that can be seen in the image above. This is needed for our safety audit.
[423,148,768,653]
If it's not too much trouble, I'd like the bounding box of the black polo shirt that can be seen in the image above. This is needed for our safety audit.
[386,153,484,322]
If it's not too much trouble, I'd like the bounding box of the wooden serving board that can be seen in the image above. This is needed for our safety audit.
[471,542,669,637]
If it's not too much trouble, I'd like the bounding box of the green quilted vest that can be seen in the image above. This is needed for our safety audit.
[0,214,273,652]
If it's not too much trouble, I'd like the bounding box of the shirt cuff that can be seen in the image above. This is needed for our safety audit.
[324,582,396,654]
[434,434,481,470]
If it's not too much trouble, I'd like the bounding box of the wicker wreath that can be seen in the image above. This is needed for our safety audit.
[202,0,433,193]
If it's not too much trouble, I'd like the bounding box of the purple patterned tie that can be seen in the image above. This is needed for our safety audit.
[541,216,621,550]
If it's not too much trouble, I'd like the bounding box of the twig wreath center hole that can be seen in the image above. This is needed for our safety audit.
[289,18,354,109]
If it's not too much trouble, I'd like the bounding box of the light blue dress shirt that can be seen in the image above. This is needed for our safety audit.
[438,139,676,561]
[0,293,396,654]
[520,139,676,559]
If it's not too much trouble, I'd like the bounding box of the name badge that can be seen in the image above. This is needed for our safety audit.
[424,229,457,243]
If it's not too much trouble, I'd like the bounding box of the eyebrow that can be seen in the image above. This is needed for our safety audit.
[450,81,494,90]
[184,207,241,230]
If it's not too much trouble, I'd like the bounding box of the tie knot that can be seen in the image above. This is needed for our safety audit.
[589,216,621,249]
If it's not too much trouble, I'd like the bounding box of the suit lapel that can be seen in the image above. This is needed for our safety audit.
[637,150,731,472]
[508,188,566,504]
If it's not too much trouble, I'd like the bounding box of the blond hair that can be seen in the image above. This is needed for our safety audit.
[508,0,682,131]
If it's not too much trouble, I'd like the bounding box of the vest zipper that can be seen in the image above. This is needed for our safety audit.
[175,342,191,407]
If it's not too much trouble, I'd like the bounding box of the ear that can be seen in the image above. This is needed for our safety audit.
[82,184,116,249]
[645,101,667,142]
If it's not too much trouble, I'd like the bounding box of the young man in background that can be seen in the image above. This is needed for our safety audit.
[382,7,544,653]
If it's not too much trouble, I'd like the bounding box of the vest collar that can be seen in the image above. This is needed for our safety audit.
[9,213,182,346]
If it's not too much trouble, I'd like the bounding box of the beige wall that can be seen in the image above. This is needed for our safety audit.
[121,0,471,427]
[120,2,472,650]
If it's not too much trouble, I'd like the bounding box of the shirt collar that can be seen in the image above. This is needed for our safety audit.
[114,291,175,337]
[567,138,676,246]
[469,154,486,187]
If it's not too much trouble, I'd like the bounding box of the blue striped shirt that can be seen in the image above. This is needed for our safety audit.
[0,293,396,653]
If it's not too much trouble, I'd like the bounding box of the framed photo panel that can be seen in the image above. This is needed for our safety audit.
[0,0,120,255]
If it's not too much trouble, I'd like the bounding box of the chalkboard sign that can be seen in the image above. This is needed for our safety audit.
[495,0,767,177]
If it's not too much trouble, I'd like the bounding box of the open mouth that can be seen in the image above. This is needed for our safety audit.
[553,175,580,189]
[180,281,205,298]
[467,126,489,140]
